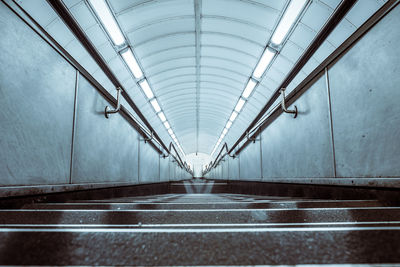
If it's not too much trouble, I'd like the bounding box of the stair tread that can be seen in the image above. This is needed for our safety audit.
[0,229,399,265]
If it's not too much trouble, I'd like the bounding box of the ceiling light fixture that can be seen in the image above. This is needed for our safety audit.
[88,0,185,160]
[138,79,154,99]
[234,98,246,113]
[253,48,276,79]
[242,79,258,99]
[163,121,171,130]
[226,121,232,129]
[121,49,143,79]
[158,112,166,122]
[88,0,125,46]
[150,99,161,113]
[229,111,238,122]
[271,0,308,45]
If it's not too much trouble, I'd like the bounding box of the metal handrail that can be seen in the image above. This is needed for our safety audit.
[3,0,167,154]
[43,0,192,174]
[104,87,122,118]
[205,0,399,173]
[279,88,297,118]
[203,143,233,175]
[45,0,170,151]
[163,142,192,174]
[226,0,357,156]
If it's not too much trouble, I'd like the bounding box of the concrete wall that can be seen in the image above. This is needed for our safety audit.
[0,2,188,191]
[207,4,400,188]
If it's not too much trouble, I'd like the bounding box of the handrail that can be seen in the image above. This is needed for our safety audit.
[227,0,357,156]
[2,0,166,155]
[206,0,399,173]
[203,143,233,175]
[163,142,193,174]
[46,0,171,154]
[42,0,193,175]
[279,88,297,118]
[104,87,122,118]
[6,0,192,174]
[234,0,398,156]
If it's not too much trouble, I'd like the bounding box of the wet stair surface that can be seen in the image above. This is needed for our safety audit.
[0,180,400,265]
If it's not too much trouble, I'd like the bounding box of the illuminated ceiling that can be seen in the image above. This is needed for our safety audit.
[18,0,387,157]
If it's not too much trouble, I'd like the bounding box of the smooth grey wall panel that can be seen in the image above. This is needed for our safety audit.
[0,3,75,186]
[228,157,240,180]
[169,158,176,181]
[239,140,262,180]
[72,76,139,183]
[175,165,181,180]
[261,77,334,179]
[139,141,160,183]
[216,165,221,179]
[160,157,170,182]
[222,160,229,179]
[329,6,400,178]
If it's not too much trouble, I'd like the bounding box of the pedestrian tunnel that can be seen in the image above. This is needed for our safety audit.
[1,0,400,265]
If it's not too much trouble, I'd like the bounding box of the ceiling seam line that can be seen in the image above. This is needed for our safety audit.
[195,0,201,154]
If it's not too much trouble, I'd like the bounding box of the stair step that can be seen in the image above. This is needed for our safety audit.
[23,199,384,210]
[0,228,399,265]
[1,208,399,224]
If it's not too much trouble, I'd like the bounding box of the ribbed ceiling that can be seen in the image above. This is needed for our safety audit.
[18,0,386,157]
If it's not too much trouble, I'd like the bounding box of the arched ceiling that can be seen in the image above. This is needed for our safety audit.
[18,0,387,158]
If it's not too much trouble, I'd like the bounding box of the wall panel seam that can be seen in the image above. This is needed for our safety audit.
[69,70,79,184]
[325,67,337,178]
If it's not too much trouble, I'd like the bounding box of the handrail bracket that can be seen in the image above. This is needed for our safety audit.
[280,88,297,118]
[105,87,122,118]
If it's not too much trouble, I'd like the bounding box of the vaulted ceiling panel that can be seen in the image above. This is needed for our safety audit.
[17,0,388,160]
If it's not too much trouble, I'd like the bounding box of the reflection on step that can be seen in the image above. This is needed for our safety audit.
[0,180,399,265]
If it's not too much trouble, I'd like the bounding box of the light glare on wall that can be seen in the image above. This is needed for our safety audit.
[139,79,154,99]
[271,0,308,45]
[121,49,143,79]
[234,98,246,113]
[88,0,125,46]
[253,48,276,79]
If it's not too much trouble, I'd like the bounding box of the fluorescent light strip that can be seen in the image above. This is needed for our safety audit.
[271,0,308,45]
[88,0,125,46]
[253,48,276,79]
[158,112,166,122]
[209,1,307,157]
[150,99,161,113]
[168,128,173,135]
[234,98,246,113]
[139,79,154,99]
[242,79,257,99]
[229,111,238,122]
[163,121,171,130]
[121,49,143,79]
[89,0,185,159]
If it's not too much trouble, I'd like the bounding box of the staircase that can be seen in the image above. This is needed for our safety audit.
[0,180,399,265]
